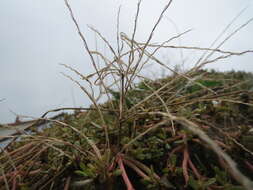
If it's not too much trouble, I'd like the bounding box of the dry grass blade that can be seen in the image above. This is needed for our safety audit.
[127,0,142,68]
[140,44,253,55]
[40,107,111,119]
[116,5,123,56]
[194,6,248,67]
[122,34,218,95]
[88,26,118,59]
[64,0,114,96]
[142,80,176,135]
[196,17,253,70]
[60,64,92,85]
[122,30,190,79]
[125,0,173,91]
[121,120,169,152]
[60,72,110,148]
[151,111,253,190]
[64,0,112,148]
[64,0,96,66]
[43,118,102,161]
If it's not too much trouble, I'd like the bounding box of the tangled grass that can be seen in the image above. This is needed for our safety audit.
[1,0,253,189]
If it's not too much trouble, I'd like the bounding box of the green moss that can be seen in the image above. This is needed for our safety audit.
[1,70,253,189]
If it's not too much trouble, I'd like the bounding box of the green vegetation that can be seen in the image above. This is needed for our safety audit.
[1,0,253,189]
[1,70,252,190]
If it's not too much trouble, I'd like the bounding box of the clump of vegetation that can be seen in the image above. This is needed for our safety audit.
[1,0,253,189]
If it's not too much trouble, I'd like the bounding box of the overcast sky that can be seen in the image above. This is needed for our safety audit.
[0,0,253,123]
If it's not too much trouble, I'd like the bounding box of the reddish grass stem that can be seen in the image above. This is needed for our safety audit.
[117,155,135,190]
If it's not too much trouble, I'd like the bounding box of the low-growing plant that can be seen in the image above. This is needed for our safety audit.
[1,0,253,189]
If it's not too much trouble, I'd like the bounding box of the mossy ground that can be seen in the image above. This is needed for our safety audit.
[1,70,253,190]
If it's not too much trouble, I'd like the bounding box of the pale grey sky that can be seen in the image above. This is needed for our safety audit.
[0,0,253,123]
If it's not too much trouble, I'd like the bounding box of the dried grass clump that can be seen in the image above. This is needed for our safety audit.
[1,0,253,189]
